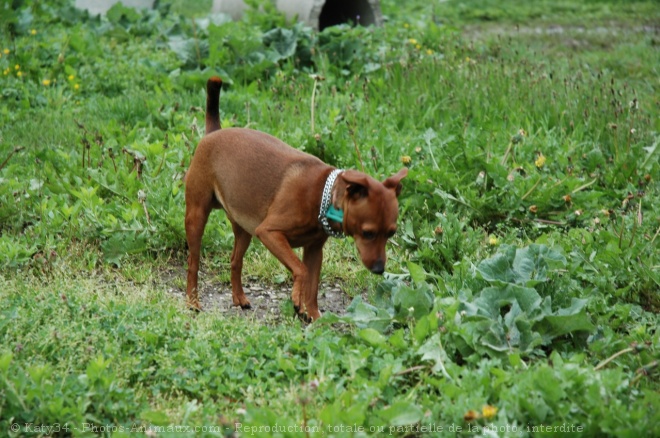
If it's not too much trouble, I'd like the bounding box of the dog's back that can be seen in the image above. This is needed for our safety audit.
[190,78,327,235]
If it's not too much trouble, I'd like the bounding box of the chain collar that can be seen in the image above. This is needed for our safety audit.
[318,169,345,238]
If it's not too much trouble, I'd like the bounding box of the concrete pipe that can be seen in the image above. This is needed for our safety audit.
[212,0,383,31]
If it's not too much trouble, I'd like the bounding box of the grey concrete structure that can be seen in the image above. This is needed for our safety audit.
[74,0,382,30]
[74,0,154,15]
[212,0,383,30]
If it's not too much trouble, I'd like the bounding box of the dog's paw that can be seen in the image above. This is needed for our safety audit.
[294,305,321,323]
[232,295,252,309]
[186,299,203,313]
[296,311,312,324]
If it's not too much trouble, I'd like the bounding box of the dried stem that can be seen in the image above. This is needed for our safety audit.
[594,346,635,371]
[0,146,24,171]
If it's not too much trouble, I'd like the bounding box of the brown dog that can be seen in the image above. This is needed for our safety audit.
[184,77,407,320]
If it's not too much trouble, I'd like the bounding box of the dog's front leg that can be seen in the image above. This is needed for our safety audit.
[255,227,312,319]
[302,240,326,320]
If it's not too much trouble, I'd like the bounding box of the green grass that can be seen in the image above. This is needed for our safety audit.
[1,0,659,436]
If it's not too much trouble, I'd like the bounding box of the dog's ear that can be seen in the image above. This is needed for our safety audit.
[383,168,408,197]
[341,170,370,199]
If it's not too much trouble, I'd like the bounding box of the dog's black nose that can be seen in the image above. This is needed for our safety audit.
[370,261,385,275]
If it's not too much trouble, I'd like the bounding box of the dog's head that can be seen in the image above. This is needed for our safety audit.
[336,168,408,274]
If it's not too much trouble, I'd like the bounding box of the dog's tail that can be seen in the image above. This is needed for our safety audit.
[205,76,223,135]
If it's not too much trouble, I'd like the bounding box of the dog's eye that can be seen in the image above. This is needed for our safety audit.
[362,231,376,240]
[387,230,396,238]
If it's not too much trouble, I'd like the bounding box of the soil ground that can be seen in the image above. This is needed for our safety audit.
[166,266,357,322]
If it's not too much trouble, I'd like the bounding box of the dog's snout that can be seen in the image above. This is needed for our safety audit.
[370,260,385,275]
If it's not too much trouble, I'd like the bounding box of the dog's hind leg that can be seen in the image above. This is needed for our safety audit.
[230,222,252,309]
[185,190,213,311]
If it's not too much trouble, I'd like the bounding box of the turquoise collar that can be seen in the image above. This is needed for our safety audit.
[326,205,344,223]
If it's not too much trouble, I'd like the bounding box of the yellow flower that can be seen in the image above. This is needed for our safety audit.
[488,236,498,245]
[42,79,51,86]
[30,29,37,35]
[16,71,22,77]
[74,84,80,90]
[3,49,9,55]
[426,49,433,55]
[415,44,422,50]
[3,69,8,75]
[15,64,20,70]
[535,153,546,168]
[403,23,409,28]
[408,38,418,45]
[401,155,412,164]
[482,405,498,420]
[68,74,75,81]
[465,56,471,63]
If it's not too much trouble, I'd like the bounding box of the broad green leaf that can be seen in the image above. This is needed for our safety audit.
[508,353,523,368]
[480,322,510,352]
[465,284,541,319]
[536,311,594,341]
[379,401,423,426]
[106,3,140,25]
[417,333,453,379]
[244,405,299,434]
[534,297,594,341]
[343,296,393,332]
[0,352,12,373]
[373,279,397,313]
[389,329,407,349]
[641,137,659,170]
[514,317,543,351]
[277,357,296,374]
[359,328,387,348]
[392,283,434,321]
[140,410,170,426]
[476,245,517,284]
[101,232,148,266]
[556,297,589,316]
[535,366,566,403]
[320,398,367,429]
[478,244,566,286]
[407,261,427,284]
[262,27,297,60]
[413,313,438,344]
[86,355,110,383]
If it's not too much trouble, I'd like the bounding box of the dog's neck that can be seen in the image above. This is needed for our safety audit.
[319,169,345,238]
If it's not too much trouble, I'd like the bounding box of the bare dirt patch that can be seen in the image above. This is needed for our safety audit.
[164,266,358,322]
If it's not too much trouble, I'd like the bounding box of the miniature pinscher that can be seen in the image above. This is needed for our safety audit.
[185,77,407,320]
